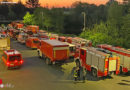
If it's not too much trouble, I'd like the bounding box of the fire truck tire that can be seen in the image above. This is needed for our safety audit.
[46,58,52,65]
[92,68,97,77]
[75,59,80,67]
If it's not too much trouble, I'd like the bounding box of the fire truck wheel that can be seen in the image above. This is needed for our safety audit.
[92,68,97,77]
[46,58,52,65]
[75,59,80,67]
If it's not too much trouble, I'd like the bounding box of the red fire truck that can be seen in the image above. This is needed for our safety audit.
[66,37,72,43]
[72,37,92,47]
[37,40,69,65]
[49,34,59,40]
[17,32,28,44]
[15,23,24,29]
[9,29,19,39]
[36,38,49,50]
[75,47,120,77]
[2,49,24,69]
[38,30,48,39]
[64,42,76,58]
[97,44,130,73]
[58,36,66,42]
[26,37,39,49]
[26,25,39,34]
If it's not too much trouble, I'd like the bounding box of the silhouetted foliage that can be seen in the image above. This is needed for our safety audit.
[80,1,130,48]
[26,0,40,8]
[0,0,129,48]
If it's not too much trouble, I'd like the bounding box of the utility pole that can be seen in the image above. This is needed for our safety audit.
[82,12,86,38]
[82,12,86,32]
[41,11,43,28]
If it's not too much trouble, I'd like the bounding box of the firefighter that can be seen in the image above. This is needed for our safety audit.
[73,66,80,82]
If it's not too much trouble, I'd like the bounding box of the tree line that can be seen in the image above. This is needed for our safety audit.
[80,1,130,48]
[0,0,129,48]
[23,1,130,48]
[0,0,40,21]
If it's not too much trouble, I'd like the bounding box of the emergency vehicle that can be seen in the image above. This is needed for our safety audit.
[17,32,28,44]
[38,30,48,39]
[75,47,120,77]
[15,23,24,29]
[26,25,39,34]
[2,49,23,69]
[0,34,10,50]
[58,36,66,42]
[64,42,76,58]
[37,40,69,65]
[49,33,59,40]
[66,37,73,43]
[97,44,130,73]
[26,37,39,49]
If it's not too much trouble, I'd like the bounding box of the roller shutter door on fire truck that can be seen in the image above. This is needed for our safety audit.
[116,54,124,66]
[124,56,130,70]
[98,56,105,72]
[86,51,105,72]
[86,51,92,65]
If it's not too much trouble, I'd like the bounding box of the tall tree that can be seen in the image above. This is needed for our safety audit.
[0,4,9,18]
[51,8,64,33]
[121,8,130,48]
[8,7,16,20]
[26,0,40,8]
[11,2,26,19]
[23,12,35,25]
[33,7,53,30]
[107,1,123,38]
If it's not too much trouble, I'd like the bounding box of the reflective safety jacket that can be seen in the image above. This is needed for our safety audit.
[73,70,78,78]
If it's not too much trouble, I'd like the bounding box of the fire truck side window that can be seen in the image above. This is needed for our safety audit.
[81,50,84,55]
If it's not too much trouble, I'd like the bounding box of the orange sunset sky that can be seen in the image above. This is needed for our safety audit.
[13,0,123,7]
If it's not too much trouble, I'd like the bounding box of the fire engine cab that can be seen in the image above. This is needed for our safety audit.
[2,49,24,69]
